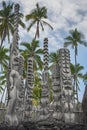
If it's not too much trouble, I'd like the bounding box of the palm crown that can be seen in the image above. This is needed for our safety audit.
[64,28,87,55]
[0,1,25,47]
[21,40,43,73]
[26,3,53,39]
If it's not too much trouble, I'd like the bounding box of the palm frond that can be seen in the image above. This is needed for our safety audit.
[35,49,43,54]
[19,19,26,29]
[21,42,31,50]
[79,40,87,47]
[27,20,36,31]
[42,20,53,30]
[31,40,39,51]
[40,21,44,31]
[35,55,43,70]
[49,51,59,63]
[64,42,73,48]
[26,14,36,21]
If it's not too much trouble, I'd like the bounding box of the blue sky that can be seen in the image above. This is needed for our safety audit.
[0,0,87,101]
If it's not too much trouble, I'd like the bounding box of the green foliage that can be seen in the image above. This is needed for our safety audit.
[70,63,84,78]
[33,86,42,100]
[32,71,42,105]
[21,40,43,77]
[0,46,9,71]
[0,1,14,47]
[70,63,84,84]
[26,3,53,39]
[0,46,9,94]
[49,51,59,64]
[64,28,87,55]
[70,63,84,100]
[83,72,87,85]
[0,1,25,47]
[49,51,59,73]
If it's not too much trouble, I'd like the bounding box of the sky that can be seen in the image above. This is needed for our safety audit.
[0,0,87,101]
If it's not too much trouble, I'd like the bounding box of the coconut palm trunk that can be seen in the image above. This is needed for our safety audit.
[35,21,39,40]
[74,46,78,103]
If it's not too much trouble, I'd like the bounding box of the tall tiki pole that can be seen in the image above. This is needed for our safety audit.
[12,3,19,52]
[40,38,49,120]
[10,3,20,68]
[14,4,25,120]
[25,56,34,119]
[43,38,49,71]
[5,4,21,126]
[52,51,62,120]
[6,4,20,104]
[59,49,75,123]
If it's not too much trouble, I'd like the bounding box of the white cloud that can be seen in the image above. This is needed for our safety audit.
[77,17,87,38]
[61,1,79,21]
[8,0,87,45]
[48,37,62,52]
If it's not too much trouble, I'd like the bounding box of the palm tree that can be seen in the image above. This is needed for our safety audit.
[64,28,87,102]
[64,28,87,66]
[26,3,53,39]
[70,63,84,102]
[0,1,25,47]
[21,40,43,77]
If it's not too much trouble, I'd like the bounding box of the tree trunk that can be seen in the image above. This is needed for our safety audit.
[74,46,78,104]
[34,21,39,40]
